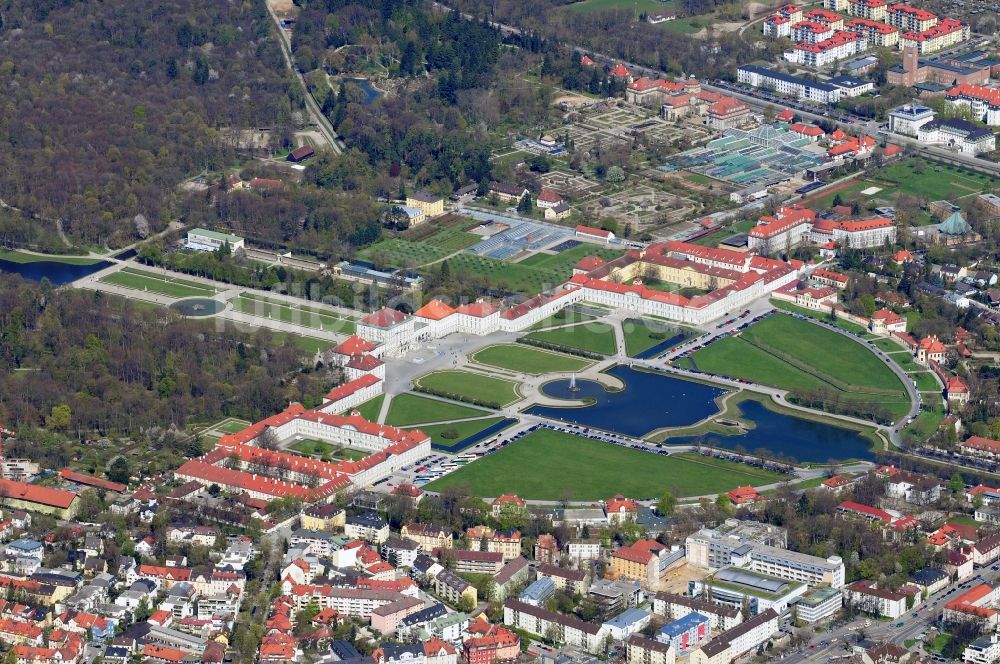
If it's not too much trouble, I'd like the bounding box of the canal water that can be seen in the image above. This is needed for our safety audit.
[527,365,875,462]
[0,258,110,286]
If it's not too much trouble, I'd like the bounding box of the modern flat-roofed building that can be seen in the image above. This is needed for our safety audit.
[792,586,843,623]
[690,568,808,615]
[888,104,935,136]
[685,521,787,570]
[186,228,245,252]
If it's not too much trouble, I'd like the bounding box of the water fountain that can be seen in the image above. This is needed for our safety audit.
[568,373,579,393]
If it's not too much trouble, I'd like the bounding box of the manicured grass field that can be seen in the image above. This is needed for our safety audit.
[688,314,909,416]
[101,268,218,298]
[471,344,593,375]
[426,428,783,500]
[385,393,490,426]
[349,395,385,421]
[524,322,617,355]
[240,293,358,319]
[405,417,507,447]
[232,293,356,334]
[622,318,689,357]
[414,370,522,407]
[0,250,102,265]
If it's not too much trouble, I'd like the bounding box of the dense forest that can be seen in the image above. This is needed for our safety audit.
[0,0,299,248]
[0,275,331,436]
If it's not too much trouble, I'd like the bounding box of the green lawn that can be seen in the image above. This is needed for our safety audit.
[414,370,522,407]
[471,344,593,375]
[264,331,335,356]
[348,395,385,421]
[405,417,507,447]
[622,318,690,357]
[911,372,940,392]
[524,322,617,355]
[878,158,994,200]
[443,245,622,296]
[385,393,490,426]
[659,18,703,33]
[0,250,102,265]
[688,314,910,417]
[889,351,922,372]
[426,428,783,500]
[902,404,946,445]
[100,268,218,299]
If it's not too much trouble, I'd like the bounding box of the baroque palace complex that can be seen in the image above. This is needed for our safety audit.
[175,209,898,509]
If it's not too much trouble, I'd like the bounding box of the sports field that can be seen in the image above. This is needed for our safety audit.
[471,344,593,375]
[688,314,910,416]
[414,370,522,407]
[100,267,218,298]
[524,322,618,355]
[385,393,490,426]
[426,428,783,500]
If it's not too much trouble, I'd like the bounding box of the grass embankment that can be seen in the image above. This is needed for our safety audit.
[427,428,783,500]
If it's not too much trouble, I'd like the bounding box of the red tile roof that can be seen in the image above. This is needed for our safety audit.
[727,485,762,504]
[576,225,613,238]
[537,189,562,204]
[360,307,409,328]
[838,500,891,522]
[455,301,500,318]
[58,469,127,493]
[332,335,376,355]
[324,374,381,403]
[0,479,77,509]
[964,436,1000,454]
[413,299,456,321]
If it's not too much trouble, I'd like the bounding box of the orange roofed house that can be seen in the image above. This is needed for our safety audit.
[609,539,674,587]
[727,486,762,505]
[605,495,639,524]
[357,307,415,358]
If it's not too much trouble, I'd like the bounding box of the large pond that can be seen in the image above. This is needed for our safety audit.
[526,365,875,462]
[170,298,225,317]
[527,365,726,433]
[0,257,110,285]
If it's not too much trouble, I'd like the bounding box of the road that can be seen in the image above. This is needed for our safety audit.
[782,565,1000,663]
[263,1,343,154]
